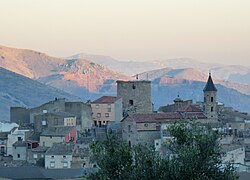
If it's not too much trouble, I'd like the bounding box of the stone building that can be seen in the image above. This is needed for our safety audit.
[158,96,193,112]
[45,143,74,169]
[40,126,77,147]
[11,98,93,132]
[30,98,66,124]
[34,112,76,132]
[203,73,218,120]
[0,122,19,156]
[65,102,93,132]
[12,140,27,161]
[7,128,31,156]
[10,107,30,125]
[121,112,182,147]
[27,146,49,165]
[117,80,152,115]
[91,96,123,127]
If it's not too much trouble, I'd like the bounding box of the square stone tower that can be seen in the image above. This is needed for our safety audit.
[117,80,152,115]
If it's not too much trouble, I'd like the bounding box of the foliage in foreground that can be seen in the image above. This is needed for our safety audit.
[88,121,238,180]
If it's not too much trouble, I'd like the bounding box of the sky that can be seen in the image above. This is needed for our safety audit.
[0,0,250,65]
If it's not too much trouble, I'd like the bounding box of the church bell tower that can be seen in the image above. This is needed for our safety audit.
[203,73,218,119]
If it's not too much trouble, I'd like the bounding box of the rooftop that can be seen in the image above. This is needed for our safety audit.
[41,126,75,136]
[177,105,203,113]
[203,73,217,92]
[31,146,49,152]
[13,141,26,147]
[117,80,151,83]
[0,122,19,132]
[124,112,182,123]
[45,143,74,155]
[92,96,121,104]
[26,132,41,142]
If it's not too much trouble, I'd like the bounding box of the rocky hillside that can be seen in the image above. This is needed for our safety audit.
[0,67,80,121]
[138,67,250,96]
[72,53,250,85]
[0,45,132,98]
[71,53,222,76]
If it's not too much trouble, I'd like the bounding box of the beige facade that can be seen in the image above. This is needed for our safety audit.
[64,117,76,126]
[91,96,123,126]
[45,154,72,169]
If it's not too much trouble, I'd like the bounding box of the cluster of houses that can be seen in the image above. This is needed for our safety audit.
[1,73,250,174]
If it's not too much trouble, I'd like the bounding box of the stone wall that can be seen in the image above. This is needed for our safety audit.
[117,80,152,115]
[65,102,93,131]
[10,107,30,124]
[30,98,66,123]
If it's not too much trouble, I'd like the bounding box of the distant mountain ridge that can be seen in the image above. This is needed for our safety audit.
[0,67,80,121]
[1,44,250,115]
[0,45,132,99]
[72,53,250,85]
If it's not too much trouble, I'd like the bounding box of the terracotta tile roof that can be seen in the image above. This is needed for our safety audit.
[177,105,207,119]
[128,112,182,123]
[92,96,120,104]
[177,105,203,112]
[182,112,207,119]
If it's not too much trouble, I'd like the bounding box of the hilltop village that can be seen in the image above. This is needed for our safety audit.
[0,73,250,178]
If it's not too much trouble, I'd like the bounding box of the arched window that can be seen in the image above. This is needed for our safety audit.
[211,97,214,102]
[211,106,214,112]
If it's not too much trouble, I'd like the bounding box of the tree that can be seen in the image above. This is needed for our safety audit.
[169,121,237,180]
[88,121,238,180]
[89,134,133,179]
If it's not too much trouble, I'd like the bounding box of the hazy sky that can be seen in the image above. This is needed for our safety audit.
[0,0,250,65]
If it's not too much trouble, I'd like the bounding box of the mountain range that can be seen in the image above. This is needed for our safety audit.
[0,67,80,121]
[1,44,250,120]
[72,53,250,85]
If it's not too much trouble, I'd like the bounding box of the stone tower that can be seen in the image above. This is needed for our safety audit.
[117,80,152,115]
[203,73,218,119]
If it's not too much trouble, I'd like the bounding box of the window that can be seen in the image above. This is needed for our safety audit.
[63,155,66,158]
[211,97,214,102]
[96,104,99,109]
[204,97,206,102]
[18,137,22,141]
[33,154,38,159]
[63,162,68,168]
[128,125,131,132]
[107,104,111,112]
[129,100,134,106]
[51,156,54,158]
[94,121,97,126]
[105,113,109,117]
[97,113,101,118]
[144,123,148,127]
[103,121,106,124]
[17,154,20,158]
[211,106,214,112]
[132,84,136,89]
[50,161,55,168]
[43,142,45,147]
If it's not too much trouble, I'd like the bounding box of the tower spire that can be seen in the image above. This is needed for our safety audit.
[203,72,217,92]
